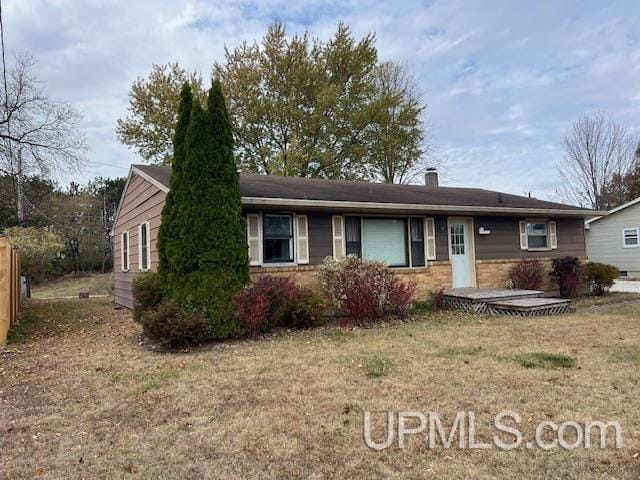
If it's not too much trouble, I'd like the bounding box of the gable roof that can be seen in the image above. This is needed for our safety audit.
[131,164,605,217]
[585,196,640,226]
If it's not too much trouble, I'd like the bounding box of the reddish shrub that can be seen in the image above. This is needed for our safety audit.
[320,256,417,322]
[232,289,271,337]
[233,275,326,335]
[509,260,546,290]
[344,283,380,322]
[251,275,297,327]
[551,256,582,298]
[387,278,418,316]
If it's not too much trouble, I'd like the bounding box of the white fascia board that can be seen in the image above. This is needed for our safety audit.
[131,166,170,193]
[585,196,640,225]
[241,196,608,217]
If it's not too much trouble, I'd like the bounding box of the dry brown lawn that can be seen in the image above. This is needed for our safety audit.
[1,297,640,479]
[31,273,113,299]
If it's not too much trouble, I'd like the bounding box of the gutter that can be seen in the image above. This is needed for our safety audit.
[242,196,608,217]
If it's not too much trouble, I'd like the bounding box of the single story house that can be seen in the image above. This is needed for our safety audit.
[112,165,603,308]
[585,196,640,278]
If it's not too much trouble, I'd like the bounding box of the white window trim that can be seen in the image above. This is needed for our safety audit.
[622,228,640,249]
[138,221,151,272]
[262,213,297,267]
[121,230,130,272]
[523,220,556,252]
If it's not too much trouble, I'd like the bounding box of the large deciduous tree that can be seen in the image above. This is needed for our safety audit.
[366,61,427,183]
[118,23,428,182]
[0,55,87,224]
[558,113,637,210]
[215,22,427,180]
[116,62,204,165]
[162,81,249,339]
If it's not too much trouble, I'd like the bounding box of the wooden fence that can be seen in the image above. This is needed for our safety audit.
[0,239,21,345]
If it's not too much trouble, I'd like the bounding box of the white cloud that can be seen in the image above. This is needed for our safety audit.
[4,0,639,202]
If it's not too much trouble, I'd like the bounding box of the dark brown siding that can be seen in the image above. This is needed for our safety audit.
[113,173,166,308]
[473,216,586,260]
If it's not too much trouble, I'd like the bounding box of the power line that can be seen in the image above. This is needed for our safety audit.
[0,0,8,113]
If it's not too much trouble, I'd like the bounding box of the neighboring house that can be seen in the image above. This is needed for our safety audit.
[585,197,640,278]
[112,165,603,308]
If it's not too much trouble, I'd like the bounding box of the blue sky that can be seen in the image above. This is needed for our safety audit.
[5,0,639,201]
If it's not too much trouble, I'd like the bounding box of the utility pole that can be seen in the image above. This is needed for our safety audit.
[15,147,25,224]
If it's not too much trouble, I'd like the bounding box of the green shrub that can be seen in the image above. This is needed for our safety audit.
[139,301,211,348]
[583,262,619,296]
[279,288,326,329]
[132,272,164,322]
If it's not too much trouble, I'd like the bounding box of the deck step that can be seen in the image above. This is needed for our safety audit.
[443,288,544,313]
[487,298,572,317]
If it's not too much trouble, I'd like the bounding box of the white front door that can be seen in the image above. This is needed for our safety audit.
[449,218,474,288]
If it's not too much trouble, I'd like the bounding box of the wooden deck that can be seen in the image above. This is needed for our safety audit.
[443,288,572,316]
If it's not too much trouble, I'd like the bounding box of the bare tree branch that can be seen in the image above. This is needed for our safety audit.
[558,113,635,209]
[0,54,87,222]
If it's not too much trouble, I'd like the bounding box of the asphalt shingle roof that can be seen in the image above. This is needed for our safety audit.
[133,164,588,212]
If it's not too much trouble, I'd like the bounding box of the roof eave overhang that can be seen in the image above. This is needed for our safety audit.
[241,196,607,217]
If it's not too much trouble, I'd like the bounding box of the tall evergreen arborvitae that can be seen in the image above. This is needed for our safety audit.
[157,83,193,276]
[166,81,249,339]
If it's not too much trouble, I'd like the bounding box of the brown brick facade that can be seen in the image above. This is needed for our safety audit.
[475,256,588,290]
[250,261,453,299]
[250,257,589,296]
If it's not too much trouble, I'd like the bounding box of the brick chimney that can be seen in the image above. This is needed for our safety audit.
[425,168,439,187]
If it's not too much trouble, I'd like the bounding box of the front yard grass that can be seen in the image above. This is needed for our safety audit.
[1,297,639,479]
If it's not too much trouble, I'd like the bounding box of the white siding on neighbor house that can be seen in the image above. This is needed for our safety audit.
[586,201,640,277]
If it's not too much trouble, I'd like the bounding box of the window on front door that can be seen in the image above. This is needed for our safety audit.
[450,223,465,255]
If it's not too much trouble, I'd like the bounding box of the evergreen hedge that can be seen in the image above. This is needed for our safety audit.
[162,80,250,339]
[157,83,193,275]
